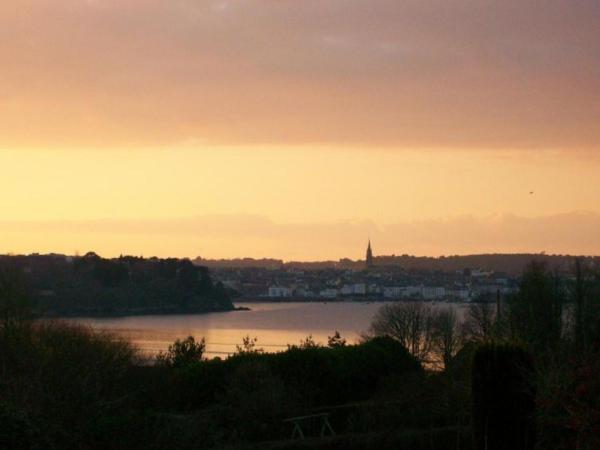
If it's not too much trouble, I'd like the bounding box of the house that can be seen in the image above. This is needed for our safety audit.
[319,288,338,299]
[268,286,292,298]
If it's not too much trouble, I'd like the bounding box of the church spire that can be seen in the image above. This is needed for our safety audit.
[366,239,374,269]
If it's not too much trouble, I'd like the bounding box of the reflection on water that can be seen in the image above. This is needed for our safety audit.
[66,302,469,358]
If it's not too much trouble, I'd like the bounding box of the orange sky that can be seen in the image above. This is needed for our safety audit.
[1,148,599,259]
[1,1,599,259]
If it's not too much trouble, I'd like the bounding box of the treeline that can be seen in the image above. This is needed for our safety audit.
[1,258,598,449]
[196,253,600,275]
[0,320,436,449]
[0,266,466,449]
[368,258,600,449]
[0,253,233,316]
[370,253,599,275]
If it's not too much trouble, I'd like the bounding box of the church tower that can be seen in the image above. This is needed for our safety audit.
[366,240,374,269]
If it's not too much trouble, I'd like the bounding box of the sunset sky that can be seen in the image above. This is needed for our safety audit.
[1,0,599,260]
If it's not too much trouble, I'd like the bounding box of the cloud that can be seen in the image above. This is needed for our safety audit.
[1,212,599,260]
[1,0,599,148]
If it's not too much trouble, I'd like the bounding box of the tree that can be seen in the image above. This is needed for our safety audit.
[298,335,320,349]
[369,302,435,363]
[432,307,463,368]
[0,266,30,327]
[235,335,263,355]
[0,321,137,449]
[156,336,205,367]
[569,258,600,353]
[509,261,564,355]
[224,361,287,441]
[472,344,536,450]
[327,330,347,348]
[463,301,497,343]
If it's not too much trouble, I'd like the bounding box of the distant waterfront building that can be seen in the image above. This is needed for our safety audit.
[268,286,292,298]
[383,286,404,299]
[368,284,382,295]
[448,288,471,301]
[340,285,354,296]
[422,286,446,300]
[365,240,374,269]
[319,288,339,299]
[404,286,422,298]
[353,283,367,296]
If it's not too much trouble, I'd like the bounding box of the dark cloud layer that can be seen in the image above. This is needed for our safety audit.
[1,0,599,148]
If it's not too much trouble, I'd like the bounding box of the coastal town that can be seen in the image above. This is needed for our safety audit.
[209,242,520,302]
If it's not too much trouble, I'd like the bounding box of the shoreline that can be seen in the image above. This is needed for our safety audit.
[233,297,475,304]
[43,298,485,319]
[38,305,250,320]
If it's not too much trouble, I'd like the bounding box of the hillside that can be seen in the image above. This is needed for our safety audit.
[196,253,599,275]
[0,253,233,317]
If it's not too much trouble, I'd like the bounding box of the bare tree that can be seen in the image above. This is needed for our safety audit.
[463,301,496,342]
[432,307,463,368]
[370,302,435,363]
[236,335,263,354]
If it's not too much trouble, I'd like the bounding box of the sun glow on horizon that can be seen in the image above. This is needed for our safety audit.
[2,147,600,260]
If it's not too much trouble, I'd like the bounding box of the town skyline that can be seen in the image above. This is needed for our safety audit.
[5,244,600,266]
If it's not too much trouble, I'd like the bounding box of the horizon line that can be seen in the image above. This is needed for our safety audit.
[3,250,599,262]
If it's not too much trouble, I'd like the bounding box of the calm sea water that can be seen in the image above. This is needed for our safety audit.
[67,302,469,359]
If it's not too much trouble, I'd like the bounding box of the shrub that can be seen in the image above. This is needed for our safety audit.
[0,320,137,449]
[223,361,288,441]
[327,330,347,348]
[156,336,205,367]
[230,336,422,408]
[161,336,423,413]
[471,343,536,450]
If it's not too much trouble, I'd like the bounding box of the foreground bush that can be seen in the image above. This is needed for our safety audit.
[535,350,600,450]
[156,335,206,367]
[158,336,423,412]
[236,426,472,450]
[261,336,423,407]
[0,320,138,449]
[471,343,536,450]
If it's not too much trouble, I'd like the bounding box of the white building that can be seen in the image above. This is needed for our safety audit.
[368,284,382,295]
[470,269,493,278]
[340,285,355,296]
[403,286,422,298]
[222,280,239,290]
[353,283,367,295]
[268,286,292,298]
[422,286,446,300]
[383,287,404,299]
[448,289,471,301]
[319,288,339,299]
